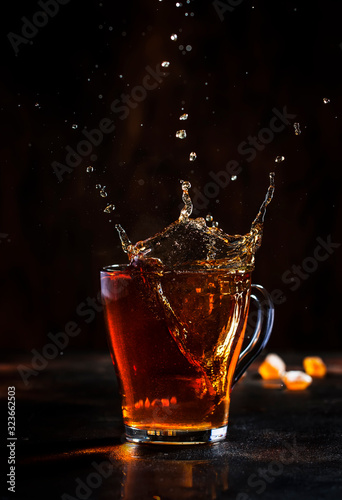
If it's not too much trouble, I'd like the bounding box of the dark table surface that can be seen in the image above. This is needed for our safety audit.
[1,352,342,500]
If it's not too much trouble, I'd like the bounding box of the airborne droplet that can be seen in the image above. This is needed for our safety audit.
[104,204,115,213]
[206,214,213,223]
[179,180,193,222]
[275,156,285,163]
[72,124,78,129]
[231,175,237,181]
[161,61,170,68]
[294,122,301,136]
[179,113,188,120]
[96,184,101,189]
[323,97,330,104]
[181,180,191,189]
[176,130,187,139]
[189,152,197,161]
[86,166,94,173]
[170,33,178,41]
[100,188,108,198]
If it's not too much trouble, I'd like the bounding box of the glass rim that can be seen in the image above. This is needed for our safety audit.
[101,264,252,274]
[102,264,130,272]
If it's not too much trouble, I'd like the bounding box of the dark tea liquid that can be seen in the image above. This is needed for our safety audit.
[101,266,251,431]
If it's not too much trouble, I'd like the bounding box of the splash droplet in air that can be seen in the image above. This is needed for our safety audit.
[96,184,101,189]
[189,152,197,161]
[86,166,94,173]
[170,33,178,41]
[205,214,213,223]
[104,204,115,213]
[275,156,285,163]
[323,97,330,104]
[100,188,108,198]
[179,113,188,120]
[179,180,193,223]
[176,130,187,139]
[72,124,78,130]
[161,61,170,68]
[231,175,237,181]
[294,122,301,136]
[115,224,133,255]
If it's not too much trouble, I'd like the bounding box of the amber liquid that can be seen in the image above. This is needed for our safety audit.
[101,266,251,431]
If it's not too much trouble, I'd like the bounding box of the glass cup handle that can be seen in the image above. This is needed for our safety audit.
[232,284,274,388]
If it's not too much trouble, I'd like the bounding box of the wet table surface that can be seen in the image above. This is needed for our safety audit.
[1,352,342,500]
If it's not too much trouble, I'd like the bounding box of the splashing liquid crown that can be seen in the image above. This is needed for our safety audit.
[115,173,275,272]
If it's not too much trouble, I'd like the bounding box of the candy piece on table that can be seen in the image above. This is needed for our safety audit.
[282,371,312,390]
[303,356,327,378]
[258,353,286,380]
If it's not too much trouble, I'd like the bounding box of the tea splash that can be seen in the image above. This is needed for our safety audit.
[115,172,275,272]
[111,175,275,404]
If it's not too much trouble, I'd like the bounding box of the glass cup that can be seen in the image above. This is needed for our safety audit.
[100,264,274,444]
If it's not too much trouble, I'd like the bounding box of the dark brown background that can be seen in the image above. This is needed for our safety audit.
[0,0,341,353]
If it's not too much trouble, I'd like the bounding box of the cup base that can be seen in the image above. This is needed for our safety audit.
[124,425,227,445]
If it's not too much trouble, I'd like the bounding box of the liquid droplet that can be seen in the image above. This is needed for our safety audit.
[170,33,178,41]
[104,204,115,213]
[96,184,101,189]
[206,214,213,223]
[294,122,301,135]
[161,61,170,68]
[179,180,193,222]
[189,152,197,161]
[323,97,330,104]
[115,224,133,255]
[176,2,182,6]
[275,155,285,163]
[212,221,219,228]
[180,180,190,188]
[231,175,237,181]
[176,130,187,139]
[100,188,108,198]
[251,172,275,230]
[186,45,192,51]
[179,113,188,120]
[72,124,78,130]
[86,166,94,173]
[34,103,39,107]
